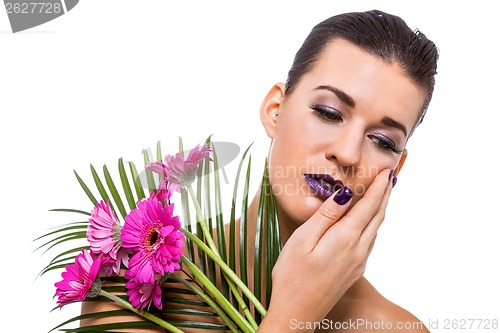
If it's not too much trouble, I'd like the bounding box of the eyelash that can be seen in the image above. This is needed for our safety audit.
[310,104,403,154]
[367,134,403,154]
[310,104,343,122]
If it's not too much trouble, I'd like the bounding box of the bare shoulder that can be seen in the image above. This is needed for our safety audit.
[328,278,430,333]
[364,295,429,333]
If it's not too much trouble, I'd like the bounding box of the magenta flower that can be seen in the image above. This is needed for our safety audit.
[151,182,175,207]
[54,250,101,307]
[121,196,184,284]
[125,271,163,310]
[146,144,212,188]
[87,200,130,275]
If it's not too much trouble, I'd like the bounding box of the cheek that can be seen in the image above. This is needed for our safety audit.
[349,178,373,204]
[267,118,309,185]
[268,142,308,200]
[348,156,394,202]
[267,140,325,224]
[350,168,377,196]
[268,111,326,170]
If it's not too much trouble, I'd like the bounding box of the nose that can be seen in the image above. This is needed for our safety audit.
[325,126,363,167]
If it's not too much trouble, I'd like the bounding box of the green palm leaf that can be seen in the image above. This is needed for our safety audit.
[127,161,146,200]
[212,142,230,300]
[73,170,97,205]
[48,208,91,216]
[238,153,252,310]
[89,164,114,212]
[103,164,127,219]
[118,157,137,210]
[142,148,157,193]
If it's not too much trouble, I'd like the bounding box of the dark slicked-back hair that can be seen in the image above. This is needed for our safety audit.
[285,9,439,127]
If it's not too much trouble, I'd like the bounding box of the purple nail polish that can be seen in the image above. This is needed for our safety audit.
[388,169,394,180]
[333,186,353,205]
[392,176,398,188]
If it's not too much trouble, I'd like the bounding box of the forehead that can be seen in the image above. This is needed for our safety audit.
[299,38,426,129]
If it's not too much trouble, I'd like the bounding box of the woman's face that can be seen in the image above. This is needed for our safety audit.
[263,38,426,226]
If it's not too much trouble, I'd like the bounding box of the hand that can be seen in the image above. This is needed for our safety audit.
[258,169,394,333]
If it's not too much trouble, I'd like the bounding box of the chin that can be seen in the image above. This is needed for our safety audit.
[277,193,324,226]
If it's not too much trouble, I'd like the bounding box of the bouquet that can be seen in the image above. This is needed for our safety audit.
[35,137,281,332]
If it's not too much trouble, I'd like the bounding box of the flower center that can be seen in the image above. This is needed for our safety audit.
[149,232,158,246]
[144,221,163,252]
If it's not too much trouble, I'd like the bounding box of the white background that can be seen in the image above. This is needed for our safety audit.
[1,1,499,332]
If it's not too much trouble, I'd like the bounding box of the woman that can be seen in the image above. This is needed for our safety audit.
[253,9,437,332]
[82,9,438,333]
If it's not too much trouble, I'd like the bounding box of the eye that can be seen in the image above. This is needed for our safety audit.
[310,105,343,123]
[367,134,403,154]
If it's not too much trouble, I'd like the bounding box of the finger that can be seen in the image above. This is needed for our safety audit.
[342,169,393,234]
[366,233,377,258]
[295,187,353,249]
[360,173,394,245]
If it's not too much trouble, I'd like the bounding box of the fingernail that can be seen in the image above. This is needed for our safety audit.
[388,169,394,181]
[333,186,353,205]
[392,176,398,188]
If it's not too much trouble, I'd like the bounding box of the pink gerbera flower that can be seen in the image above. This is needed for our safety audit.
[124,270,163,310]
[55,250,101,307]
[146,144,212,189]
[87,200,130,275]
[151,182,175,207]
[121,196,184,284]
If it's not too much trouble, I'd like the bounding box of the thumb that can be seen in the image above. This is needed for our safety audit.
[297,186,353,249]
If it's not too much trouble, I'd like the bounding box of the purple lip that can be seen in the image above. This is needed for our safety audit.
[304,173,344,200]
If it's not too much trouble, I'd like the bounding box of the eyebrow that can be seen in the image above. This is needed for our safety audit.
[314,85,355,108]
[314,84,408,137]
[381,116,408,137]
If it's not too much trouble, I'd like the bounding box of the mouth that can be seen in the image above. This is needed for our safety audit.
[303,173,344,200]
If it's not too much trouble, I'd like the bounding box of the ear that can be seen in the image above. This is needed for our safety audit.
[260,82,286,139]
[393,149,408,177]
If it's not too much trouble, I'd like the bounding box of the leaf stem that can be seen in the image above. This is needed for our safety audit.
[187,185,218,252]
[180,257,254,333]
[181,228,267,317]
[99,289,185,333]
[186,185,260,328]
[169,274,241,333]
